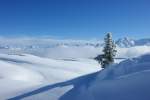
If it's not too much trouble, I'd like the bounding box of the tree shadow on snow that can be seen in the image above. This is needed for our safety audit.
[8,71,99,100]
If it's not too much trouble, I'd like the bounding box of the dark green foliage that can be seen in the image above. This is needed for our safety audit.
[94,54,105,66]
[102,33,117,68]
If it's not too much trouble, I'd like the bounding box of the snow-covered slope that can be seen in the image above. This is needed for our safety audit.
[60,54,150,100]
[0,37,150,100]
[0,37,102,50]
[9,54,150,100]
[0,53,99,100]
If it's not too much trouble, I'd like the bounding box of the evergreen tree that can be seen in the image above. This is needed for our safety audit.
[102,32,117,68]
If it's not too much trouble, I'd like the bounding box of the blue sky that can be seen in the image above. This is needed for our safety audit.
[0,0,149,39]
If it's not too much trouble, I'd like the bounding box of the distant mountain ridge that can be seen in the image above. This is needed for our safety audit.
[116,37,150,47]
[0,37,149,50]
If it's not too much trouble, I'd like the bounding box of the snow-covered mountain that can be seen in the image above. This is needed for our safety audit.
[135,38,150,46]
[115,37,135,47]
[116,37,150,47]
[0,37,149,59]
[0,37,149,51]
[0,53,99,100]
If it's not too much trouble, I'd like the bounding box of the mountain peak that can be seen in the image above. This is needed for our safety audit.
[116,37,135,47]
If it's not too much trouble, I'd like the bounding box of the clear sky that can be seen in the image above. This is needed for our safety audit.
[0,0,150,39]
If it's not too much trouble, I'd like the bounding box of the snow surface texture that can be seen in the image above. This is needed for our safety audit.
[0,37,149,100]
[0,53,99,100]
[60,54,150,100]
[8,54,150,100]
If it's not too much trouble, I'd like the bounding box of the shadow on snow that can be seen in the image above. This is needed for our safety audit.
[8,71,99,100]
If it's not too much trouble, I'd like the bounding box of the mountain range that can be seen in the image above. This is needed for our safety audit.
[0,37,149,50]
[116,37,150,47]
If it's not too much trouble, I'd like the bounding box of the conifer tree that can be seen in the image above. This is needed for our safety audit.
[102,32,117,68]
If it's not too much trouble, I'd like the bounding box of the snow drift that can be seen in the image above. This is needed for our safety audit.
[0,60,44,83]
[0,53,99,100]
[60,53,150,100]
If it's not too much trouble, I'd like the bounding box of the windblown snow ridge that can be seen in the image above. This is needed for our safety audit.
[60,53,150,100]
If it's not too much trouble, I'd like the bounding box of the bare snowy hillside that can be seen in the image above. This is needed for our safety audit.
[0,53,99,100]
[0,38,149,100]
[8,54,150,100]
[60,54,150,100]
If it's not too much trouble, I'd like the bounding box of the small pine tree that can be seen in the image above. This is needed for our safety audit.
[102,32,117,68]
